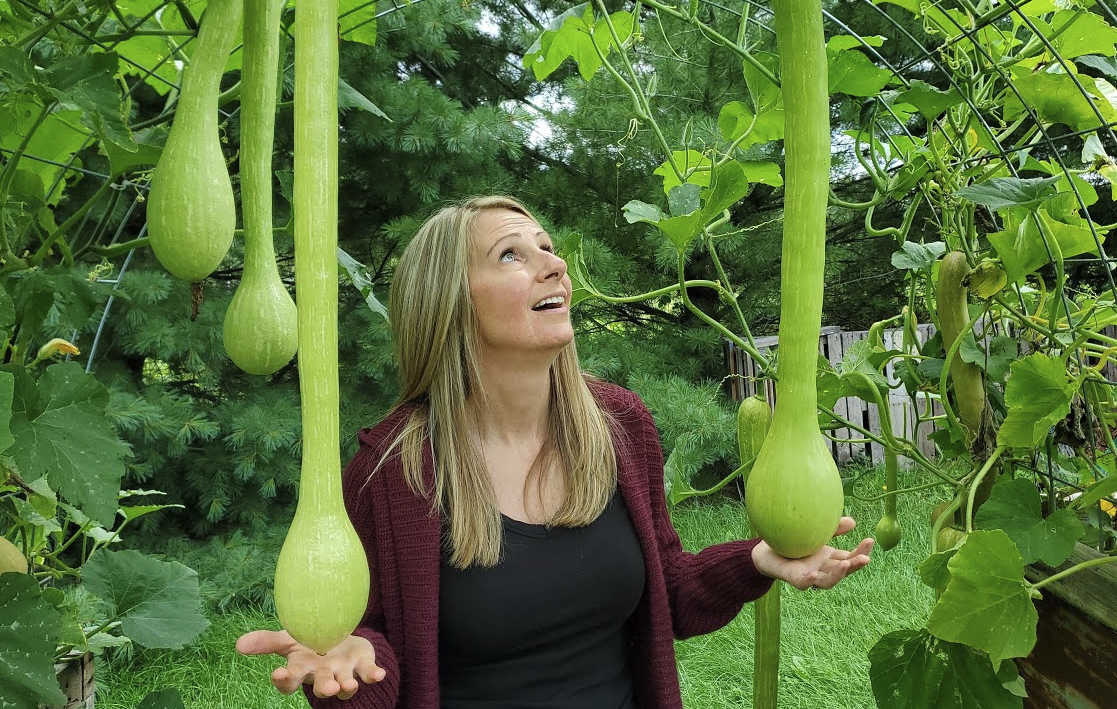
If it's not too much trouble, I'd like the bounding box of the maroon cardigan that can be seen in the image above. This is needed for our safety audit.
[306,381,773,709]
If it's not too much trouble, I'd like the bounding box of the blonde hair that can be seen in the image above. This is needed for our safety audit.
[383,195,617,568]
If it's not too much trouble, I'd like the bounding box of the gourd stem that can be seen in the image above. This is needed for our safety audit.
[1031,554,1117,592]
[964,446,1005,533]
[293,0,341,508]
[768,0,828,427]
[241,0,285,279]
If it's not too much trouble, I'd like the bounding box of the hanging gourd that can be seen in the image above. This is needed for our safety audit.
[272,0,370,654]
[147,0,241,283]
[223,0,298,375]
[744,0,845,560]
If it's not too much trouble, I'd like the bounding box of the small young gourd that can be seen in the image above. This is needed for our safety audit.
[272,0,369,655]
[223,0,297,375]
[147,0,242,283]
[744,0,844,560]
[873,447,902,550]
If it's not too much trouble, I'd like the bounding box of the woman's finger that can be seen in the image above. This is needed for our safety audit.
[236,629,295,656]
[272,665,309,695]
[312,672,344,699]
[355,654,387,684]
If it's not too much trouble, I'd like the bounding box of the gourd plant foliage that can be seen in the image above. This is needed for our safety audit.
[528,0,1117,707]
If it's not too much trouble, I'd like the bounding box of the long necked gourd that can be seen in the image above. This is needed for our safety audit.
[744,0,845,560]
[147,0,241,283]
[272,0,369,654]
[223,0,298,375]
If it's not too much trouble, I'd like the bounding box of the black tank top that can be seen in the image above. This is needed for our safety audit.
[438,493,646,709]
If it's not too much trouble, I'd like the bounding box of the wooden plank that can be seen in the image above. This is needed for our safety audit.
[841,331,868,461]
[825,330,850,462]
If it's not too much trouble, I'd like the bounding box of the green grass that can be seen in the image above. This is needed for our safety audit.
[672,466,945,709]
[97,466,943,708]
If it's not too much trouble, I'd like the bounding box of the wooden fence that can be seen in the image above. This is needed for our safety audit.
[724,325,941,465]
[724,323,1117,465]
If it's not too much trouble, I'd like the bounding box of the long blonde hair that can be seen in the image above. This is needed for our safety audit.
[383,195,617,568]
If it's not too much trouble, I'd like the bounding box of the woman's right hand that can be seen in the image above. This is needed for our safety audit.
[236,630,386,700]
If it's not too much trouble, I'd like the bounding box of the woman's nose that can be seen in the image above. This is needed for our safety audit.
[540,249,567,281]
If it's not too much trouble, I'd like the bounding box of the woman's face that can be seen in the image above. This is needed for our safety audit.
[467,208,574,358]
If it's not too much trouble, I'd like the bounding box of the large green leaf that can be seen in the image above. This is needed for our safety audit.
[958,334,1016,383]
[918,547,959,595]
[339,0,378,46]
[897,80,965,122]
[1005,65,1117,132]
[891,241,946,271]
[868,628,1023,709]
[557,232,603,308]
[926,530,1037,668]
[826,35,894,97]
[7,362,131,525]
[955,176,1061,212]
[873,0,967,38]
[0,573,68,709]
[41,53,137,154]
[523,4,633,81]
[81,549,209,649]
[974,478,1084,566]
[1048,10,1117,60]
[0,102,90,205]
[987,207,1104,283]
[630,161,750,253]
[998,353,1080,448]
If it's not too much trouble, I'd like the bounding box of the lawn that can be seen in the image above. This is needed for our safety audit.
[96,465,940,708]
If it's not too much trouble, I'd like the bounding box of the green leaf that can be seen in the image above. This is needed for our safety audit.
[103,126,166,176]
[338,79,389,120]
[966,261,1008,299]
[988,207,1105,283]
[1078,55,1117,83]
[838,339,889,397]
[557,232,602,308]
[868,628,1023,709]
[337,248,388,322]
[926,530,1037,668]
[874,0,967,38]
[739,161,782,187]
[135,689,187,709]
[891,241,946,271]
[998,353,1080,448]
[827,36,894,97]
[0,104,90,205]
[1005,65,1117,132]
[42,53,137,154]
[622,200,666,225]
[0,573,68,709]
[1070,476,1117,513]
[81,549,209,649]
[919,547,959,595]
[897,80,965,122]
[959,334,1016,383]
[654,150,712,194]
[7,362,131,525]
[955,176,1062,212]
[667,183,700,217]
[522,5,633,82]
[0,46,35,88]
[110,34,180,96]
[1048,10,1117,60]
[339,0,378,46]
[974,478,1084,566]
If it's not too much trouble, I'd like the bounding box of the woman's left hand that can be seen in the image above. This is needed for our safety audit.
[751,516,874,590]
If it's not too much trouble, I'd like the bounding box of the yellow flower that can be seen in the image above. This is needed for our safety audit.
[36,338,80,359]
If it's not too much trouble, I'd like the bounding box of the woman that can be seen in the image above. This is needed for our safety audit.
[237,196,874,708]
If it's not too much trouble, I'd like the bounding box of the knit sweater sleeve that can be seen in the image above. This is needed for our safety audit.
[302,426,403,709]
[631,388,774,640]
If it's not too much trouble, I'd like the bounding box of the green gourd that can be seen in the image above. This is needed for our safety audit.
[223,0,297,375]
[744,0,844,560]
[0,537,27,575]
[873,447,902,550]
[273,0,369,655]
[147,0,241,283]
[738,396,780,709]
[937,251,986,442]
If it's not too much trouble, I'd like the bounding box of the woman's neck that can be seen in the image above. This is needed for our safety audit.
[471,357,553,444]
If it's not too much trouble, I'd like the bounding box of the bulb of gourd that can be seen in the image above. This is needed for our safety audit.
[274,508,369,654]
[745,420,844,559]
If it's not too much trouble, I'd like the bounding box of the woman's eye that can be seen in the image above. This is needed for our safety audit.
[499,249,517,262]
